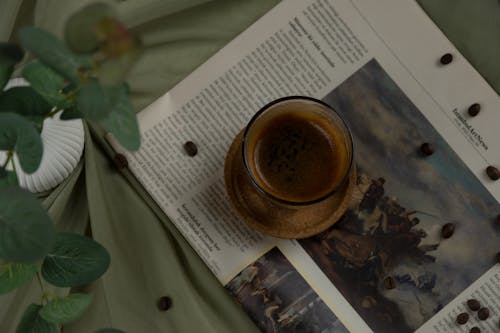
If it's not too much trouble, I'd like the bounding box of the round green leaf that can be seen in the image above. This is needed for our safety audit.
[0,263,37,294]
[16,304,58,333]
[22,61,70,108]
[0,43,24,91]
[77,79,113,120]
[40,293,93,325]
[0,87,52,129]
[100,84,140,150]
[0,167,18,187]
[19,27,85,83]
[42,232,110,287]
[65,3,116,53]
[0,113,43,173]
[0,186,55,263]
[96,46,142,87]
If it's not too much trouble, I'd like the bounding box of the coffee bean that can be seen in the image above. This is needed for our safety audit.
[477,307,489,320]
[467,299,481,311]
[470,327,481,333]
[441,223,455,238]
[440,53,453,65]
[157,296,172,311]
[456,312,469,325]
[384,276,396,290]
[468,103,481,117]
[486,166,500,181]
[183,141,198,157]
[420,143,434,156]
[113,153,128,169]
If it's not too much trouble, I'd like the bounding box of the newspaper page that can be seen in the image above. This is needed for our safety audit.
[108,0,500,332]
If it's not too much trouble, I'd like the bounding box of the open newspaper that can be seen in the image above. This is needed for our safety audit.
[108,0,500,332]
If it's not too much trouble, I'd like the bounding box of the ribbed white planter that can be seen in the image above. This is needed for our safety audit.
[0,78,84,193]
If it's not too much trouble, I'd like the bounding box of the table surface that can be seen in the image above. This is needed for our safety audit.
[0,0,498,332]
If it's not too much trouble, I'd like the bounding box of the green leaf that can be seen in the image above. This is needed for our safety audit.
[22,61,70,108]
[40,293,93,325]
[60,106,83,120]
[0,87,52,129]
[0,43,24,91]
[42,232,110,287]
[0,167,18,187]
[65,3,116,53]
[100,84,140,150]
[19,27,85,83]
[16,304,58,333]
[77,79,113,120]
[96,47,142,87]
[95,329,125,333]
[0,186,55,263]
[0,263,37,294]
[0,113,43,173]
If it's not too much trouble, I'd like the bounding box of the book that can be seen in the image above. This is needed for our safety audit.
[107,0,500,332]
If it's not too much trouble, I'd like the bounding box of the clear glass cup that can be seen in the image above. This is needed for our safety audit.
[242,96,353,206]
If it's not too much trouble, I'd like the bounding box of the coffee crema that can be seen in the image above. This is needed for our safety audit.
[246,111,349,203]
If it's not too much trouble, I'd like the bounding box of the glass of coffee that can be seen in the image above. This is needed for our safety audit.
[242,96,353,206]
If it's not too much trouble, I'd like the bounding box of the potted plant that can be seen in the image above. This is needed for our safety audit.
[0,3,141,332]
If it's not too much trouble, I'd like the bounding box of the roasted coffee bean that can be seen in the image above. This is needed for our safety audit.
[440,53,453,65]
[486,166,500,181]
[467,299,481,311]
[184,141,198,157]
[470,327,481,333]
[384,276,396,290]
[456,312,469,325]
[477,307,490,320]
[468,103,481,117]
[157,296,172,311]
[420,143,434,156]
[441,223,455,239]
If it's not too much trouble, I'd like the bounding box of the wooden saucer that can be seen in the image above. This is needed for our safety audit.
[224,131,356,239]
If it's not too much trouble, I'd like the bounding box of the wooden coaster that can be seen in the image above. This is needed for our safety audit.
[224,131,356,239]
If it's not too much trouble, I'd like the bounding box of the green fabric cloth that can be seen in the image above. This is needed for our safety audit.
[417,0,500,94]
[0,1,498,333]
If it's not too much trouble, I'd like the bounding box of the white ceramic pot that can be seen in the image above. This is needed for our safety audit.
[0,78,84,193]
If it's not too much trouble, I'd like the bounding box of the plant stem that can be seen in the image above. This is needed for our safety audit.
[36,272,45,294]
[10,155,17,174]
[45,109,60,119]
[64,85,81,103]
[36,272,48,304]
[2,151,13,169]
